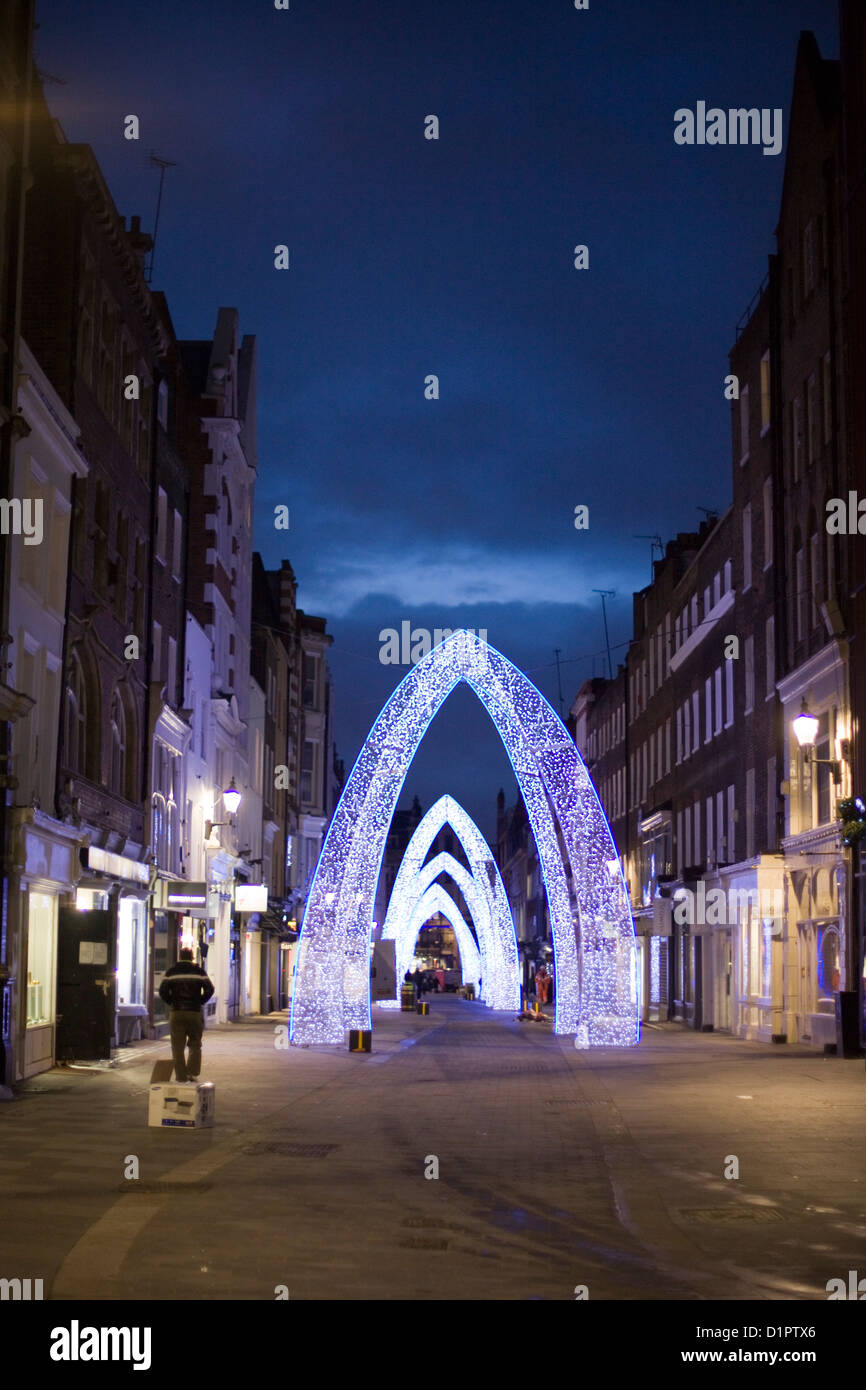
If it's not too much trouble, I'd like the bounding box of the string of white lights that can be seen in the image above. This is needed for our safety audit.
[390,881,482,996]
[290,629,638,1046]
[381,847,519,1009]
[379,797,520,1010]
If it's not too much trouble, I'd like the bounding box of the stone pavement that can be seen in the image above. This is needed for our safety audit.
[1,996,865,1301]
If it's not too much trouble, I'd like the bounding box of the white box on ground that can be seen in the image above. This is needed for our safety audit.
[148,1081,215,1128]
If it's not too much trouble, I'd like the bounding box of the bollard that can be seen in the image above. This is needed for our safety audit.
[348,1029,372,1052]
[416,1001,429,1015]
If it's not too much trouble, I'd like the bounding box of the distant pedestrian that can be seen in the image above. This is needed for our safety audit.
[535,964,551,1006]
[158,948,215,1083]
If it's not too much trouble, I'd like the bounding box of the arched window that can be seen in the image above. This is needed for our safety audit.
[151,792,168,869]
[65,652,86,774]
[109,689,126,796]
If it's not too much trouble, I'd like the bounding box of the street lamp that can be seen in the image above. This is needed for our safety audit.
[792,700,845,783]
[204,781,243,840]
[792,699,820,749]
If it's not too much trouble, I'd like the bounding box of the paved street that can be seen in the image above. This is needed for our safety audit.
[2,995,865,1301]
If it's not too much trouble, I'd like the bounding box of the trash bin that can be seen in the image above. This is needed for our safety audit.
[400,985,416,1011]
[835,990,860,1058]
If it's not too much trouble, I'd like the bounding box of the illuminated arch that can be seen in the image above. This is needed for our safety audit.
[382,850,509,1007]
[396,883,482,996]
[380,797,520,1010]
[291,629,637,1046]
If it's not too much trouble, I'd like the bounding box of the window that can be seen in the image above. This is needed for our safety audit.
[683,701,691,760]
[300,739,315,803]
[706,797,714,866]
[665,716,671,774]
[693,802,701,867]
[138,379,152,480]
[705,677,712,744]
[26,892,57,1028]
[765,617,775,697]
[767,756,777,849]
[713,571,721,607]
[760,350,771,433]
[822,350,832,445]
[676,810,683,873]
[810,532,820,628]
[156,488,167,563]
[171,509,182,579]
[763,477,773,569]
[157,379,169,430]
[807,372,819,465]
[676,706,683,763]
[684,805,692,867]
[743,504,752,591]
[815,711,833,827]
[690,595,698,634]
[739,383,750,464]
[792,395,803,481]
[167,637,177,705]
[716,790,725,863]
[692,691,700,752]
[727,785,736,864]
[725,658,734,727]
[152,621,162,682]
[302,654,318,709]
[109,689,126,797]
[746,767,755,857]
[795,548,805,641]
[65,652,86,775]
[724,559,732,593]
[744,635,754,714]
[803,219,815,297]
[714,667,722,735]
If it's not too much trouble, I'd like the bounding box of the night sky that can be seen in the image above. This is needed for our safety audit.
[36,0,838,839]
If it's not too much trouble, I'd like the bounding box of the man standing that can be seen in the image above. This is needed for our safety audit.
[158,947,215,1083]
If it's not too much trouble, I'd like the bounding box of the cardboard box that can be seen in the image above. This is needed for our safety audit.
[148,1081,214,1128]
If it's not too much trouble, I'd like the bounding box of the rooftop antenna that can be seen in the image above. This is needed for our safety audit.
[146,152,177,284]
[554,648,565,719]
[633,534,663,582]
[697,506,719,522]
[37,69,67,86]
[592,590,615,680]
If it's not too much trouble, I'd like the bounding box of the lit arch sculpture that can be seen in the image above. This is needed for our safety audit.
[380,797,520,1010]
[382,849,513,1008]
[290,629,638,1046]
[395,882,482,997]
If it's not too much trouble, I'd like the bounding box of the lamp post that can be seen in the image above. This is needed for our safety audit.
[792,699,846,783]
[203,782,243,1012]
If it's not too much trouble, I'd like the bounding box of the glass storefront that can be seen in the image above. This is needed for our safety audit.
[116,896,147,1006]
[26,892,57,1027]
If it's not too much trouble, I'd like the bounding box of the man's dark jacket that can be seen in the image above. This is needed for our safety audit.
[158,961,215,1013]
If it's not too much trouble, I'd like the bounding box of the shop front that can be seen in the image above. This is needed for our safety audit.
[60,846,151,1060]
[8,808,83,1080]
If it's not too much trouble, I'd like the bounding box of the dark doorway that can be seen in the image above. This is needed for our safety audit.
[56,907,116,1060]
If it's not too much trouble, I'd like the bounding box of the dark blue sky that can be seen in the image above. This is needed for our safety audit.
[36,0,838,839]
